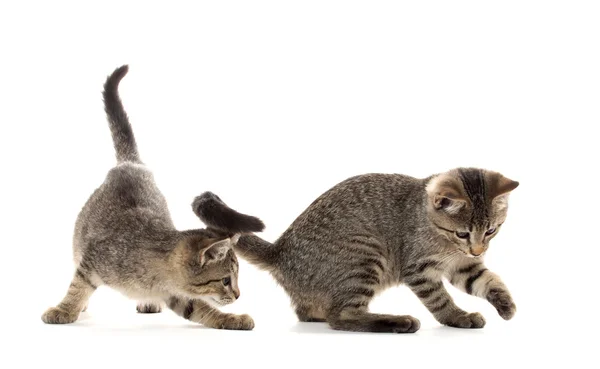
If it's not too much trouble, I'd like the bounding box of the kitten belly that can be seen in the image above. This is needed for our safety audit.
[110,284,169,302]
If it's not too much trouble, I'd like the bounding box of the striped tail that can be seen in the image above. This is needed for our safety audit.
[192,192,265,234]
[102,65,141,163]
[192,192,278,270]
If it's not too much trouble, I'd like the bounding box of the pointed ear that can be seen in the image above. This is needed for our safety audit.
[488,173,519,198]
[199,238,232,267]
[427,175,467,214]
[433,194,466,214]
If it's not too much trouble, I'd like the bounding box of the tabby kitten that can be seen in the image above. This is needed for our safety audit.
[196,169,518,333]
[41,65,264,330]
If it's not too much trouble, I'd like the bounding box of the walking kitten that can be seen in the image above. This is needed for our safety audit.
[196,169,518,333]
[41,65,264,330]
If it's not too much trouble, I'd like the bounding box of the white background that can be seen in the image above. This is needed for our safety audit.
[1,1,598,367]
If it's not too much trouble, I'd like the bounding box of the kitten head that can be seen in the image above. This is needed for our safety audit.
[426,168,519,257]
[173,232,241,305]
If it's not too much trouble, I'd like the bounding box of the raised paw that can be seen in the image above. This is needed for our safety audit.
[42,307,78,324]
[213,314,255,330]
[373,315,421,333]
[444,312,486,329]
[487,289,516,320]
[137,303,162,314]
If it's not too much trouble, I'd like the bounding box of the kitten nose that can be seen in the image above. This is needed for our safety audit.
[233,290,240,299]
[470,246,484,256]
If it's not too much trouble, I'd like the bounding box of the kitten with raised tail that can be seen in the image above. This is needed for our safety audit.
[195,169,518,333]
[41,65,264,330]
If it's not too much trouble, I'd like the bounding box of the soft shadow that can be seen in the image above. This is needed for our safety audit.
[289,322,336,334]
[423,325,487,337]
[289,322,489,336]
[288,322,417,336]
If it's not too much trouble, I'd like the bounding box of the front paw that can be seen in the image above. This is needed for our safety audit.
[443,312,486,329]
[487,289,516,320]
[42,307,78,324]
[213,314,255,330]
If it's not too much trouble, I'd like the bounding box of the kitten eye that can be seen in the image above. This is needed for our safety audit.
[485,227,496,235]
[222,277,231,286]
[455,231,470,239]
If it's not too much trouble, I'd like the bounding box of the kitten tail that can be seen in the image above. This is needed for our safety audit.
[192,192,265,234]
[193,192,277,269]
[102,65,141,163]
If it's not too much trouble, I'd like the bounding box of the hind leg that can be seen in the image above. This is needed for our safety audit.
[325,286,420,333]
[136,301,163,314]
[328,310,421,333]
[295,302,326,322]
[42,270,97,324]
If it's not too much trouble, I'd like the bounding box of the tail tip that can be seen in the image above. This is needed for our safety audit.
[104,64,130,91]
[193,191,265,233]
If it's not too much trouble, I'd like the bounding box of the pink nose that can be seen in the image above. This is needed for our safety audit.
[470,246,484,256]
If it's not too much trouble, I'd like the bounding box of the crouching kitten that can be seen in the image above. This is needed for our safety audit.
[41,65,264,330]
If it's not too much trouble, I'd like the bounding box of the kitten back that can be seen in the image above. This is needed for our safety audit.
[193,192,265,234]
[102,64,141,163]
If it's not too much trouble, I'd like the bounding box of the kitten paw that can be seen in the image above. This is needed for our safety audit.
[137,303,162,314]
[444,312,486,329]
[382,315,421,333]
[487,289,516,320]
[214,314,255,330]
[42,307,78,324]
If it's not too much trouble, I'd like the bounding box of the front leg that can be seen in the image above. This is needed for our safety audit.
[405,274,485,328]
[42,269,97,324]
[166,297,254,330]
[447,260,516,320]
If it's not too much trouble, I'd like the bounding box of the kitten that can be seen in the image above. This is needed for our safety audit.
[196,169,518,333]
[41,65,264,330]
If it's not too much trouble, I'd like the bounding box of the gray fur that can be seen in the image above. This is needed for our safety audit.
[226,169,519,333]
[41,65,260,330]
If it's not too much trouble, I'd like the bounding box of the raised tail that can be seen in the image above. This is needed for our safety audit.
[193,192,278,269]
[102,65,141,163]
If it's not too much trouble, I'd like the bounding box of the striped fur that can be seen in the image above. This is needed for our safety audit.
[167,297,254,330]
[214,168,518,332]
[41,66,260,330]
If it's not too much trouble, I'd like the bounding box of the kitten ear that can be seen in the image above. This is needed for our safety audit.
[488,173,519,198]
[427,175,466,214]
[199,238,232,267]
[433,194,466,214]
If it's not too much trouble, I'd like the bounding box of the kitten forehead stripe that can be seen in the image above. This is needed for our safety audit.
[458,168,489,227]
